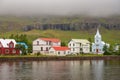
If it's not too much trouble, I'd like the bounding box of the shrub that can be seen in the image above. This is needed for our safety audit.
[36,52,41,56]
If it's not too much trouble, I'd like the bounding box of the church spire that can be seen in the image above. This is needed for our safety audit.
[95,27,101,38]
[96,28,100,36]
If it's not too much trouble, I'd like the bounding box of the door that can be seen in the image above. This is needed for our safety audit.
[96,49,99,53]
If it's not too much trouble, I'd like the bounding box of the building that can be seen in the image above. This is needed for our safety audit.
[33,38,61,54]
[92,29,110,54]
[49,46,70,56]
[0,39,20,55]
[68,39,90,54]
[114,44,120,51]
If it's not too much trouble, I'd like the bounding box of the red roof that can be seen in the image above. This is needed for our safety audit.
[53,46,70,51]
[40,38,60,42]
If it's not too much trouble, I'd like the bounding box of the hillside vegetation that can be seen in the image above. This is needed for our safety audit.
[0,16,120,44]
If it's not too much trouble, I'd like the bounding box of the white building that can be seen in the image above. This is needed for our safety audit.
[33,38,61,54]
[68,39,90,54]
[92,29,110,54]
[114,44,120,51]
[49,46,70,56]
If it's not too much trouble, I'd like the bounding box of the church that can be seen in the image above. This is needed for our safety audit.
[92,28,110,54]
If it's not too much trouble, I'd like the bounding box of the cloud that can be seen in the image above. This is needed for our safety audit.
[0,0,120,17]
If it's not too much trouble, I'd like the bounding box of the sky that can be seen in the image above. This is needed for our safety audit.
[0,0,120,17]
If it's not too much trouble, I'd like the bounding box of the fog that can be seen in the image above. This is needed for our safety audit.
[0,0,120,17]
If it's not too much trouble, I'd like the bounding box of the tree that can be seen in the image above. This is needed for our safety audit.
[108,45,113,53]
[103,44,111,55]
[117,46,120,55]
[61,42,66,46]
[9,34,14,39]
[80,48,83,54]
[103,44,108,52]
[27,42,32,53]
[15,44,27,55]
[88,37,92,52]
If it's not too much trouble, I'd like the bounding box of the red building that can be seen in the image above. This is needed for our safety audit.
[0,39,20,55]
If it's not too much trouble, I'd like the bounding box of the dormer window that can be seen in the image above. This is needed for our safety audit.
[9,42,14,48]
[9,44,13,48]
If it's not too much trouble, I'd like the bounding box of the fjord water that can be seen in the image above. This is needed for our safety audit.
[0,60,120,80]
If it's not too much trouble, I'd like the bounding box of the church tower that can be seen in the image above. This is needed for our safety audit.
[92,27,109,54]
[94,28,102,44]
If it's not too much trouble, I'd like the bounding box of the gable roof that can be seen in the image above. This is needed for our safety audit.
[0,39,8,47]
[40,38,60,42]
[71,39,90,43]
[0,39,16,48]
[52,46,70,51]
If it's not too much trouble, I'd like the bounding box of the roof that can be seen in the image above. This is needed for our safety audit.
[0,39,8,47]
[40,38,60,42]
[17,42,28,49]
[5,39,16,44]
[71,39,90,43]
[101,41,105,44]
[52,46,70,51]
[0,39,16,48]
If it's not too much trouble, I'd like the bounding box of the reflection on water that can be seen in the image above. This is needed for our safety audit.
[0,60,120,80]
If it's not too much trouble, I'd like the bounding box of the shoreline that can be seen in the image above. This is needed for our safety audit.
[0,56,120,62]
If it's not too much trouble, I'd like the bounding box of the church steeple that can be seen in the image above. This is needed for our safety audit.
[95,28,101,39]
[95,28,102,44]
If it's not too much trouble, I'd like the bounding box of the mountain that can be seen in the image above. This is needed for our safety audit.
[0,16,120,44]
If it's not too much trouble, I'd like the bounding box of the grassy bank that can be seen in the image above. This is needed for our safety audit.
[0,55,120,62]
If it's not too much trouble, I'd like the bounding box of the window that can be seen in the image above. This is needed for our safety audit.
[64,51,66,54]
[46,42,48,45]
[69,44,71,46]
[46,47,49,51]
[37,41,39,45]
[80,43,81,46]
[96,40,99,42]
[73,48,75,51]
[12,49,16,54]
[80,48,83,51]
[5,49,9,54]
[41,47,43,51]
[96,44,99,46]
[49,41,51,45]
[50,51,54,53]
[9,44,13,48]
[58,52,60,54]
[73,44,75,46]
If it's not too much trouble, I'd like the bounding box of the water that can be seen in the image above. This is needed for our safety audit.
[0,60,120,80]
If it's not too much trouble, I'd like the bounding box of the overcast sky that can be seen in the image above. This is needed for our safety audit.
[0,0,120,17]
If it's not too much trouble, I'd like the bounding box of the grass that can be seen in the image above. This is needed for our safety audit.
[1,29,120,45]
